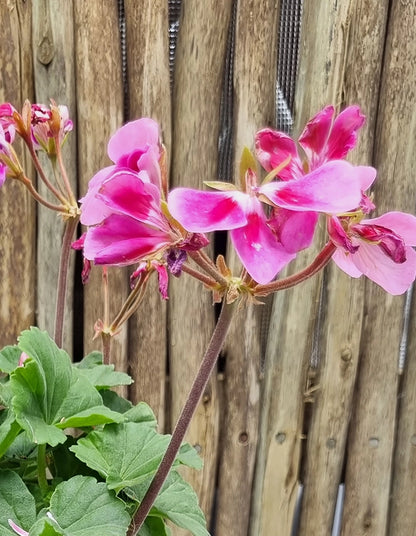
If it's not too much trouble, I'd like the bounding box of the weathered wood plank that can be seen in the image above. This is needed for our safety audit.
[341,0,416,534]
[214,1,280,535]
[124,0,171,430]
[168,0,232,529]
[0,0,35,347]
[32,0,77,355]
[297,2,389,534]
[73,2,128,383]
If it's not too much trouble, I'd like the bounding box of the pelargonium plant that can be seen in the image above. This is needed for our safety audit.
[1,100,416,536]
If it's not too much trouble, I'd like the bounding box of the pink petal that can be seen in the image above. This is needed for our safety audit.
[268,208,319,253]
[8,520,29,536]
[325,105,365,160]
[153,262,169,299]
[352,242,416,295]
[332,249,363,278]
[261,160,362,214]
[328,216,358,253]
[83,214,170,265]
[255,128,303,180]
[80,166,115,225]
[298,105,334,161]
[0,164,6,187]
[355,165,377,191]
[168,188,248,232]
[97,170,168,231]
[230,206,296,284]
[107,118,160,164]
[362,211,416,246]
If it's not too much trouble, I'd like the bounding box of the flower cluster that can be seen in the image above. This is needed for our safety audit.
[73,118,209,296]
[75,106,416,296]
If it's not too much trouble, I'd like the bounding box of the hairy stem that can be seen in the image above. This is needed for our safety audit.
[54,216,79,347]
[127,300,236,535]
[37,444,49,496]
[254,241,336,296]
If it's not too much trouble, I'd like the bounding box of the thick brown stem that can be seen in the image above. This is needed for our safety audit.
[127,300,236,535]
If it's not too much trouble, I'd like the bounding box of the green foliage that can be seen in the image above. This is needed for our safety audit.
[0,328,208,536]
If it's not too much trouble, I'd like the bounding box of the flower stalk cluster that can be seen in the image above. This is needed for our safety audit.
[2,100,416,536]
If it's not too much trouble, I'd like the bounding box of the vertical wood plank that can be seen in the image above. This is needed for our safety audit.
[297,2,389,534]
[215,1,280,535]
[169,0,232,528]
[74,2,127,379]
[32,0,77,354]
[124,0,171,429]
[0,0,35,346]
[341,0,416,534]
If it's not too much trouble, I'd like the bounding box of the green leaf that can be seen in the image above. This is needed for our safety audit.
[123,403,157,427]
[77,365,133,390]
[138,517,170,536]
[128,471,209,536]
[0,469,36,535]
[0,346,22,374]
[76,351,103,368]
[176,443,203,471]
[29,518,63,536]
[39,476,130,536]
[101,390,133,414]
[0,409,21,458]
[70,422,170,491]
[75,352,133,390]
[10,329,123,446]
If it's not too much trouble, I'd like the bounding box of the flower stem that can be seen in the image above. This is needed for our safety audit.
[181,263,218,287]
[27,144,68,204]
[188,250,228,286]
[127,300,236,536]
[37,444,48,496]
[54,216,79,347]
[254,241,336,296]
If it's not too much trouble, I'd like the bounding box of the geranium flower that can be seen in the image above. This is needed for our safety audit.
[328,211,416,294]
[76,119,208,294]
[255,104,366,179]
[168,159,364,284]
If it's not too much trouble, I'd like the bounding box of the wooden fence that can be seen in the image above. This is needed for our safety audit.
[1,1,415,535]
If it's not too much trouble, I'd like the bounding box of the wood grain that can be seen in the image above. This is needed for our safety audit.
[0,0,35,347]
[32,0,77,355]
[73,1,128,385]
[214,1,280,535]
[297,2,389,534]
[342,0,416,534]
[124,0,171,429]
[168,0,232,529]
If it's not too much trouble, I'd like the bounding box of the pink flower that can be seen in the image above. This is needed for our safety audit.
[77,119,208,289]
[30,102,73,152]
[329,212,416,294]
[168,159,363,284]
[255,105,366,179]
[0,103,16,143]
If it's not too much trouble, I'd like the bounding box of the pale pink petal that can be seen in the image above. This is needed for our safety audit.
[230,206,296,284]
[168,188,248,232]
[268,208,318,253]
[355,165,377,191]
[332,249,363,278]
[261,160,362,214]
[80,166,115,225]
[298,105,334,161]
[362,211,416,246]
[325,105,365,160]
[255,128,303,180]
[352,242,416,295]
[137,145,162,188]
[8,520,29,536]
[107,118,160,164]
[83,214,170,265]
